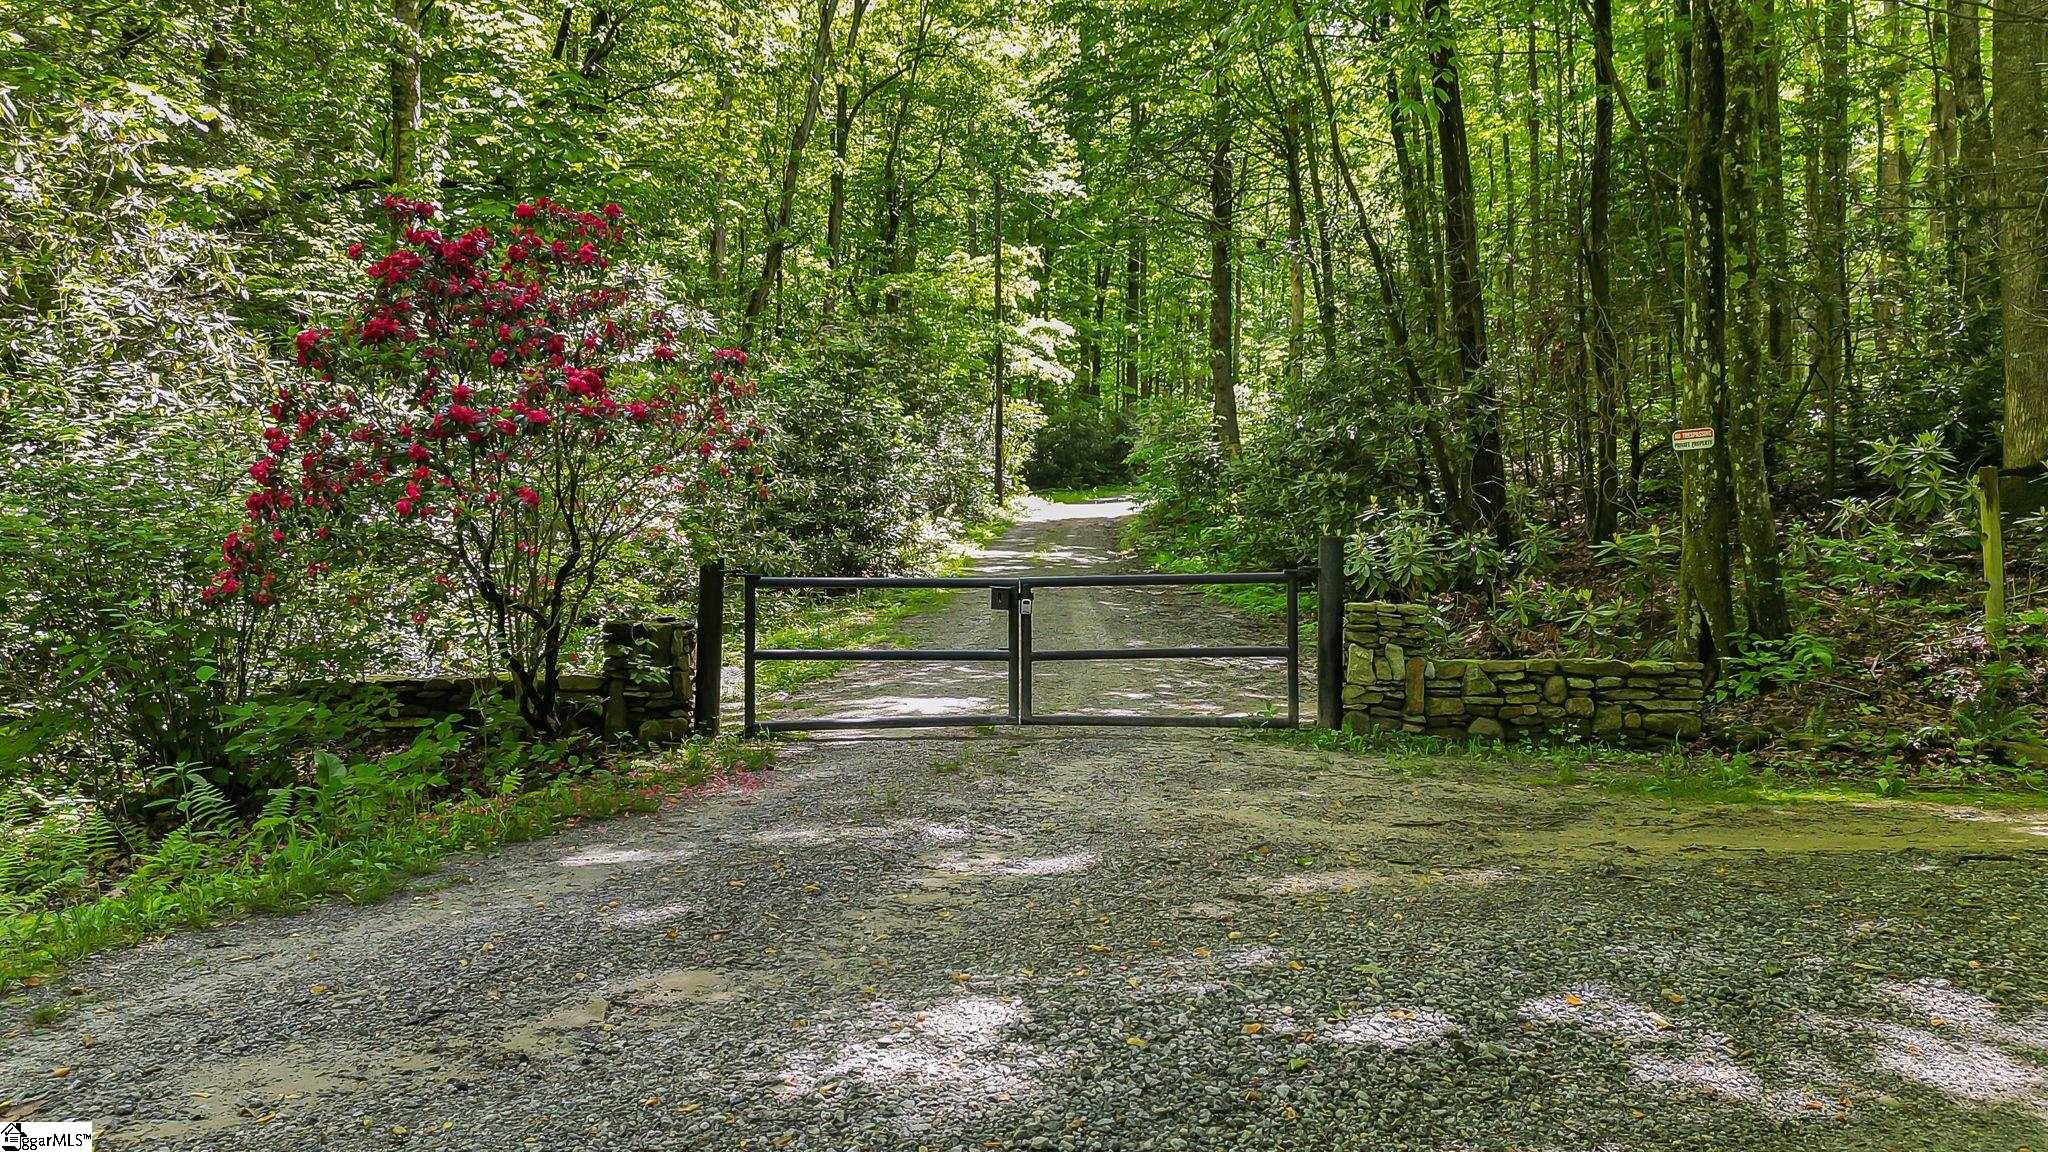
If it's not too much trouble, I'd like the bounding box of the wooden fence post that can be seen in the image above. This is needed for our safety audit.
[1978,466,2006,647]
[1317,534,1345,729]
[694,560,725,736]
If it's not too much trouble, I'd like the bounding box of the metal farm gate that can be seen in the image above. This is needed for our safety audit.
[732,542,1346,738]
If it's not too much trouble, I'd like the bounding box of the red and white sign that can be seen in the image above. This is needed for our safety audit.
[1671,427,1717,452]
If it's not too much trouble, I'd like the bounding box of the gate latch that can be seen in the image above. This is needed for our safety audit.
[991,586,1013,611]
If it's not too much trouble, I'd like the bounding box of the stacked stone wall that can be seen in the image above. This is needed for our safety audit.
[1342,603,1703,745]
[315,617,696,743]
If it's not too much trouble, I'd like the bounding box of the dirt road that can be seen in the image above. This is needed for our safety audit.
[6,497,2046,1151]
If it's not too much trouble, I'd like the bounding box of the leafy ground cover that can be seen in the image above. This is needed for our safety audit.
[0,734,770,991]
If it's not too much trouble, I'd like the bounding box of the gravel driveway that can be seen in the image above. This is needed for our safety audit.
[5,497,2047,1151]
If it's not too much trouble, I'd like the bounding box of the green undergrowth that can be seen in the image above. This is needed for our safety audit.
[1120,503,1320,623]
[747,504,1021,695]
[0,739,771,991]
[1031,484,1136,504]
[1273,725,2048,811]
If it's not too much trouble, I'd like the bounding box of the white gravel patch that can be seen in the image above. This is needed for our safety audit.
[1882,978,2048,1051]
[1518,985,1676,1042]
[778,995,1057,1112]
[557,845,696,867]
[755,818,980,848]
[926,850,1098,877]
[1862,1020,2047,1103]
[1326,1006,1459,1050]
[1629,1040,1763,1100]
[608,901,696,928]
[1264,869,1380,895]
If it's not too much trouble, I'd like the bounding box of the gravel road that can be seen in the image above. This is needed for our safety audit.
[5,497,2047,1151]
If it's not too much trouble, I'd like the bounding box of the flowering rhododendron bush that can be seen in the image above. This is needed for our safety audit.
[211,197,763,735]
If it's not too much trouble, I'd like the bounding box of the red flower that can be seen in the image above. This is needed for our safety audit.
[515,486,540,510]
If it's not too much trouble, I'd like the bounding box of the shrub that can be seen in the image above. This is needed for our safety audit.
[1345,502,1507,602]
[212,197,760,735]
[1027,403,1131,490]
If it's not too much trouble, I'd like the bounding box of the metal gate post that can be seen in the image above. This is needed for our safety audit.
[1017,584,1035,723]
[1316,535,1344,730]
[742,572,758,739]
[694,560,724,737]
[1006,580,1024,723]
[1286,570,1301,728]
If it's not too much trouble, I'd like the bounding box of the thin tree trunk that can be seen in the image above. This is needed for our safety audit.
[1427,0,1508,537]
[1585,0,1621,543]
[1301,15,1461,518]
[1123,101,1147,404]
[1207,87,1241,457]
[1721,0,1790,640]
[1996,0,2048,468]
[1812,0,1850,498]
[1948,0,1998,454]
[744,0,848,334]
[825,79,850,316]
[1280,97,1309,394]
[1679,0,1736,669]
[993,162,1007,495]
[387,0,422,190]
[1085,255,1110,397]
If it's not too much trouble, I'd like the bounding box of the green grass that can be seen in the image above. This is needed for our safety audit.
[1030,483,1136,503]
[1269,724,2048,810]
[1112,504,1315,622]
[0,739,771,991]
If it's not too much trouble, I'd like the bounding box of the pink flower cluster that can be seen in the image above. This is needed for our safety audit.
[206,197,765,607]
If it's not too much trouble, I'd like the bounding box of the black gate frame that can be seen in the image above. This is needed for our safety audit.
[741,570,1319,736]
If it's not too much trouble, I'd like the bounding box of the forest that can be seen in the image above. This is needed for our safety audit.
[2,0,2047,970]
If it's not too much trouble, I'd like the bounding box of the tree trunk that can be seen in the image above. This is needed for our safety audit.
[1721,0,1790,640]
[1812,0,1850,498]
[1303,19,1461,518]
[1084,255,1109,397]
[993,163,1007,496]
[1949,0,2000,457]
[1997,0,2048,468]
[1584,0,1620,542]
[1679,0,1736,669]
[744,0,846,334]
[387,0,422,190]
[1280,97,1309,394]
[1427,0,1508,537]
[824,78,850,316]
[1207,93,1241,457]
[1122,101,1147,404]
[878,0,931,317]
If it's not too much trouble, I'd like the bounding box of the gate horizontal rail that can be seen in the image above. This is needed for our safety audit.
[741,569,1315,737]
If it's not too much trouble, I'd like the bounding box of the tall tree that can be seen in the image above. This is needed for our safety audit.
[1207,52,1241,457]
[1809,0,1851,497]
[1678,0,1736,666]
[1425,0,1508,538]
[387,0,422,190]
[1582,0,1621,542]
[745,0,848,333]
[1996,0,2048,469]
[1721,0,1789,639]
